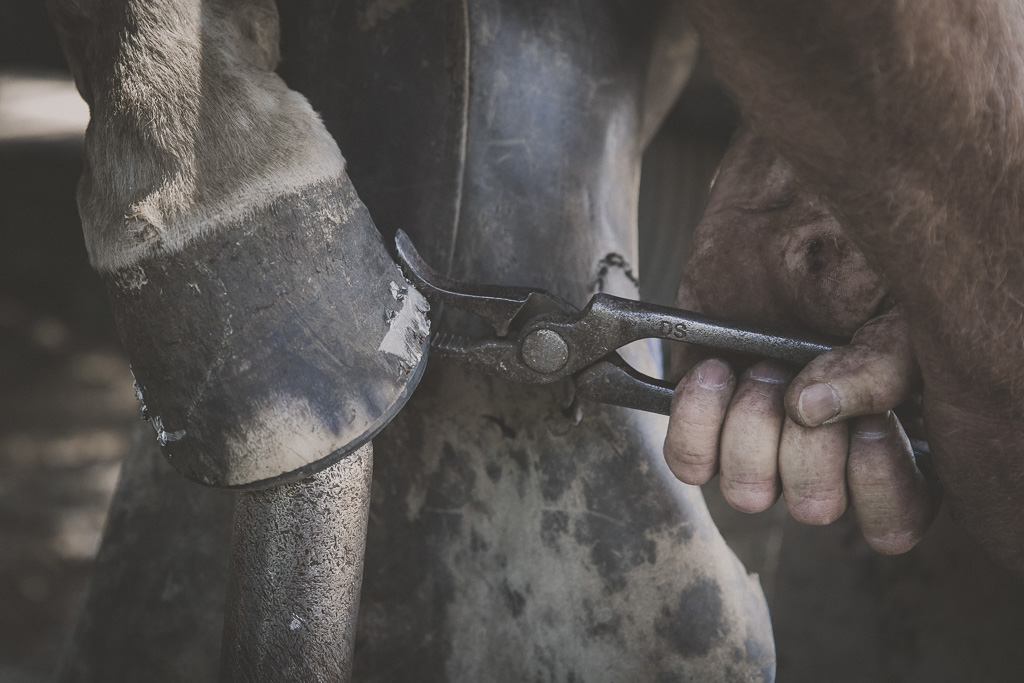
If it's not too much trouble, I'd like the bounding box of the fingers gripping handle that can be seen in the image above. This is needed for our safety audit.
[539,294,840,413]
[574,357,933,475]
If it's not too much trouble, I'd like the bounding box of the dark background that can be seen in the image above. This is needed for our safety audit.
[1,5,138,683]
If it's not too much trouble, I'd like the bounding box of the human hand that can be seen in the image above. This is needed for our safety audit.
[663,127,938,554]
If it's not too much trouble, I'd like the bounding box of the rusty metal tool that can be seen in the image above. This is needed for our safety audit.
[395,230,845,416]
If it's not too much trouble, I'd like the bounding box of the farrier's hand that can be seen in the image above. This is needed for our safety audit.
[663,127,938,554]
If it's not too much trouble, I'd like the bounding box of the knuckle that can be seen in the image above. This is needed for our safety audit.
[666,456,716,485]
[674,414,724,433]
[665,446,716,474]
[670,389,725,421]
[664,436,718,485]
[666,421,722,454]
[835,361,914,415]
[729,395,785,425]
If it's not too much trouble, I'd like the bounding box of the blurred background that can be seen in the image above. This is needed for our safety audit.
[1,4,137,682]
[2,2,1023,681]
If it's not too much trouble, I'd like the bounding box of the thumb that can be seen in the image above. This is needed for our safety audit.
[785,310,919,427]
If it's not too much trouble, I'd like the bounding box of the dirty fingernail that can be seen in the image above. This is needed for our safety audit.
[853,412,891,439]
[696,359,731,389]
[799,383,841,425]
[747,362,792,384]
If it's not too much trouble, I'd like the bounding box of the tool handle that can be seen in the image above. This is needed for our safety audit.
[584,294,839,366]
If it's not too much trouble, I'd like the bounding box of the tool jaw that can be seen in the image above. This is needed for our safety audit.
[395,231,840,419]
[397,229,584,386]
[395,230,575,337]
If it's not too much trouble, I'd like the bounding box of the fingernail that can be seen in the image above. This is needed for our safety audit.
[854,412,891,439]
[798,383,841,425]
[747,363,791,384]
[696,359,731,389]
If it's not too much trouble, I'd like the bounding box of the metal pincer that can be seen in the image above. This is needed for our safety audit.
[394,230,840,416]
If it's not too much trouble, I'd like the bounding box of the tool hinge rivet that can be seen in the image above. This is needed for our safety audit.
[521,329,569,374]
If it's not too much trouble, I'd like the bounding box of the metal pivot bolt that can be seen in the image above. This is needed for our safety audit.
[521,329,569,374]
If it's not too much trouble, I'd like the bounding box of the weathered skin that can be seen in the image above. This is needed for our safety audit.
[281,0,775,679]
[666,127,938,553]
